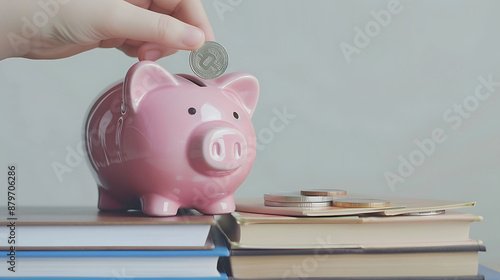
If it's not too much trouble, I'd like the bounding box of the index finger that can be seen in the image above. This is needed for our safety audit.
[151,0,215,41]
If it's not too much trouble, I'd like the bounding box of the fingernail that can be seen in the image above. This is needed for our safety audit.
[143,49,161,61]
[182,27,204,48]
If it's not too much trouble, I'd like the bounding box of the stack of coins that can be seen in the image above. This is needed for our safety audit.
[263,189,348,208]
[264,191,335,208]
[264,189,393,209]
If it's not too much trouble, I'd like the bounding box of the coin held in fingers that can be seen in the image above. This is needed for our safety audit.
[189,41,228,79]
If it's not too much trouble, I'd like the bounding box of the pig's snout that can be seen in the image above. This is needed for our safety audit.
[189,127,248,174]
[203,128,247,171]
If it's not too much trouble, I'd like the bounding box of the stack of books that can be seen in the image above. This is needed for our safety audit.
[218,197,486,279]
[0,207,228,279]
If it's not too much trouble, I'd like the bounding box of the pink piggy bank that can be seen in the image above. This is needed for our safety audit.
[84,61,259,216]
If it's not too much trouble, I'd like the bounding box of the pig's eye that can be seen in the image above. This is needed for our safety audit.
[188,107,196,115]
[233,112,239,119]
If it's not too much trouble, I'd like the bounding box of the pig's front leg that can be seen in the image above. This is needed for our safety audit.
[98,187,128,211]
[140,193,180,216]
[196,196,236,214]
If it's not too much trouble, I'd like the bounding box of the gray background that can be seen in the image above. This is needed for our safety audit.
[1,0,499,270]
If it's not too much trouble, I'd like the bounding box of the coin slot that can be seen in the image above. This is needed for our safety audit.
[177,74,207,87]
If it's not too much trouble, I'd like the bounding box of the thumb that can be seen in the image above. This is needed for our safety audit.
[104,1,205,50]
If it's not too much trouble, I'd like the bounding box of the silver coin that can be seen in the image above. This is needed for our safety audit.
[301,189,348,196]
[264,200,332,208]
[402,210,446,216]
[264,191,334,203]
[189,41,228,79]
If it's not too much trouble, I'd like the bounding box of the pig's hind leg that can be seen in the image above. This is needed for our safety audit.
[196,196,236,214]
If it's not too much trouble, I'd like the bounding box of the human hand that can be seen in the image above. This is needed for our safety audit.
[0,0,214,61]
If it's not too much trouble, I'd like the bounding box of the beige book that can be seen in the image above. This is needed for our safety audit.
[219,211,482,249]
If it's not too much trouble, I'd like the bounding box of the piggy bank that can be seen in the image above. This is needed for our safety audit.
[84,61,259,216]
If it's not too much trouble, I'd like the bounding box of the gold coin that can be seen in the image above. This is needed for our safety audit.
[332,198,390,208]
[300,189,347,196]
[264,191,334,203]
[264,200,331,208]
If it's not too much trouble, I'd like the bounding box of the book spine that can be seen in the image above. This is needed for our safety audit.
[230,244,486,256]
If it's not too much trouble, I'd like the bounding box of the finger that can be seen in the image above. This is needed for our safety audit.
[105,1,205,50]
[117,42,177,60]
[138,42,178,61]
[122,39,146,48]
[151,0,215,41]
[99,38,127,49]
[123,0,152,9]
[117,44,139,58]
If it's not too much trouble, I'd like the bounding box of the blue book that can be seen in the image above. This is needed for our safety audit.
[0,236,229,279]
[0,274,227,280]
[478,265,500,280]
[6,245,229,257]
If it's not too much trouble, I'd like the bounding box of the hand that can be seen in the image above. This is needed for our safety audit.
[0,0,214,61]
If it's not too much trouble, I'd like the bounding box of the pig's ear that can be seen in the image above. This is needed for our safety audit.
[122,61,179,113]
[217,73,259,117]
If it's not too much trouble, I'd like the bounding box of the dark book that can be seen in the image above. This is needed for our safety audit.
[226,241,486,279]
